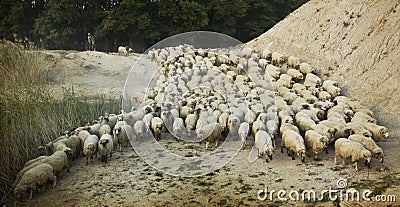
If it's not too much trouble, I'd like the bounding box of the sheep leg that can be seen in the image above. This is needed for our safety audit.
[314,154,319,161]
[325,147,329,154]
[205,141,209,150]
[86,156,89,165]
[353,162,358,172]
[280,146,284,153]
[52,176,57,188]
[215,140,218,148]
[29,188,33,199]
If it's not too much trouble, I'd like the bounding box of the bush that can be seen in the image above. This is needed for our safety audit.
[0,44,121,199]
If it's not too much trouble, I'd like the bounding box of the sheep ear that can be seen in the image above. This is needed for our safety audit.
[319,138,324,143]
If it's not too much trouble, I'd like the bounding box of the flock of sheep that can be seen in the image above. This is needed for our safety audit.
[12,44,389,199]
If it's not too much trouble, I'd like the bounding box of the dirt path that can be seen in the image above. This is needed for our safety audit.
[15,135,399,207]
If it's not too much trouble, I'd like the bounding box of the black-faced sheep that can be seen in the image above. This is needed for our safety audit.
[98,134,113,164]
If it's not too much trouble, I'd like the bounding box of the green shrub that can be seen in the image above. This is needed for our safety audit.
[0,44,121,198]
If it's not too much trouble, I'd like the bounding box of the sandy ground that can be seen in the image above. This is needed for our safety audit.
[5,49,399,207]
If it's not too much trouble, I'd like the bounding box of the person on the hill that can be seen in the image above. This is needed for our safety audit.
[87,33,95,51]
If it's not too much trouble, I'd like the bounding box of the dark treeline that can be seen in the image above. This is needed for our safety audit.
[0,0,308,52]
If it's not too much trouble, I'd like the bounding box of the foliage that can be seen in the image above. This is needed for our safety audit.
[1,0,308,52]
[0,44,121,198]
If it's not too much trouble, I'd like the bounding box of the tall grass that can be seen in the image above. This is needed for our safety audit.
[0,44,121,198]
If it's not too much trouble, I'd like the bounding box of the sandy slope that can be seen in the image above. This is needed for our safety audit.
[6,0,400,206]
[248,0,400,132]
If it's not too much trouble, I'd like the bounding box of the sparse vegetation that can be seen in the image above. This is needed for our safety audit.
[0,44,121,198]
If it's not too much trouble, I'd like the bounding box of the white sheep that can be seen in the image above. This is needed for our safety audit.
[251,120,267,139]
[227,114,241,139]
[318,91,332,101]
[254,130,274,162]
[78,130,91,150]
[244,109,257,125]
[180,105,194,119]
[313,123,337,143]
[185,113,198,133]
[357,122,389,142]
[346,122,372,137]
[287,56,301,69]
[266,120,278,148]
[278,110,294,125]
[239,122,250,149]
[351,112,376,124]
[299,62,316,74]
[173,118,186,140]
[122,109,146,127]
[118,46,128,56]
[304,73,322,84]
[305,130,329,160]
[334,138,372,172]
[113,120,132,151]
[99,124,111,138]
[295,113,317,132]
[271,52,286,65]
[281,130,306,162]
[160,111,174,133]
[197,123,223,150]
[348,134,384,163]
[88,123,101,137]
[265,64,281,79]
[279,123,300,136]
[218,112,230,132]
[14,163,56,199]
[83,135,99,165]
[47,139,73,160]
[286,68,304,80]
[334,96,374,116]
[319,119,352,139]
[12,150,69,190]
[98,134,113,164]
[323,84,341,97]
[62,135,81,160]
[322,80,338,88]
[261,48,272,60]
[134,120,149,140]
[143,113,154,129]
[151,117,164,140]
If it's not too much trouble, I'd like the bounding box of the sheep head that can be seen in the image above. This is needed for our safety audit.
[380,127,389,139]
[99,139,109,147]
[297,149,306,163]
[363,150,372,168]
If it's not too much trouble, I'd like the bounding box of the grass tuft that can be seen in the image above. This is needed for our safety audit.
[0,44,121,199]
